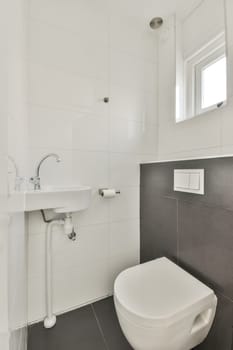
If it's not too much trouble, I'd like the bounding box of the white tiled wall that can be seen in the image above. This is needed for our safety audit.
[8,214,28,350]
[157,2,233,160]
[1,0,28,349]
[0,213,9,350]
[27,0,158,322]
[8,0,29,176]
[0,5,9,344]
[7,1,29,350]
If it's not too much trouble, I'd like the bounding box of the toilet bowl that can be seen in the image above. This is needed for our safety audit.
[114,258,217,350]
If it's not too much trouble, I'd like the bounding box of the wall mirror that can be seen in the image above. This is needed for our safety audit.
[175,0,227,122]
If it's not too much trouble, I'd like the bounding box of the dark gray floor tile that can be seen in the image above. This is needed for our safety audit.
[92,297,133,350]
[194,293,233,350]
[28,305,107,350]
[140,195,178,263]
[178,201,233,299]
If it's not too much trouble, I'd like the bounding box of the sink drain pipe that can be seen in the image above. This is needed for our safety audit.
[41,211,77,328]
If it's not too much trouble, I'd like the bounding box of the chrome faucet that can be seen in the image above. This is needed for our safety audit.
[30,153,61,190]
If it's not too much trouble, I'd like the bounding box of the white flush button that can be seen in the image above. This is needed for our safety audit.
[189,173,200,190]
[174,172,189,189]
[174,169,204,195]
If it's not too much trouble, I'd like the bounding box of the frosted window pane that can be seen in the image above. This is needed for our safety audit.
[201,56,227,109]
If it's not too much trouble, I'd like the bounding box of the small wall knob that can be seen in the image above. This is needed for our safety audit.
[103,97,109,103]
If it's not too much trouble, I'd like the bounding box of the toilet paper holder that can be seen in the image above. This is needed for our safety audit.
[99,188,121,197]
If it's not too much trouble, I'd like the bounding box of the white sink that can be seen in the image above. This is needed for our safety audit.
[8,186,92,213]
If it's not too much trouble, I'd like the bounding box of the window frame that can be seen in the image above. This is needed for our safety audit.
[183,32,227,120]
[195,48,226,115]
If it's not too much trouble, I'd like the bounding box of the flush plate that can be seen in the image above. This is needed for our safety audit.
[174,169,204,195]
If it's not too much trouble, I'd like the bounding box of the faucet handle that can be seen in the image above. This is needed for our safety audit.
[30,176,41,190]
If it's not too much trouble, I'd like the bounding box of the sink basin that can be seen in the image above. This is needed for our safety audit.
[8,186,92,213]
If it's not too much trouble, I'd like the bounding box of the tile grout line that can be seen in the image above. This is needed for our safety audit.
[91,304,110,350]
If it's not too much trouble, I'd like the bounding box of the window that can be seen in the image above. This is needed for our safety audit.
[183,33,227,120]
[202,56,226,109]
[195,49,227,115]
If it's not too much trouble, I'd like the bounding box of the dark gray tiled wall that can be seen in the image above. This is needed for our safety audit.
[140,157,233,350]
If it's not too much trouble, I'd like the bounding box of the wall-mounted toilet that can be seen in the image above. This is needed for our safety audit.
[114,258,217,350]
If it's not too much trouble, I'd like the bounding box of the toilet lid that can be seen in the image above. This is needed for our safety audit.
[114,257,214,323]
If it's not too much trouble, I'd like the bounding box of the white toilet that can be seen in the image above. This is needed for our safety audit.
[114,257,217,350]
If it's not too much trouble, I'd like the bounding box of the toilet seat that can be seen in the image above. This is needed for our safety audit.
[114,257,216,328]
